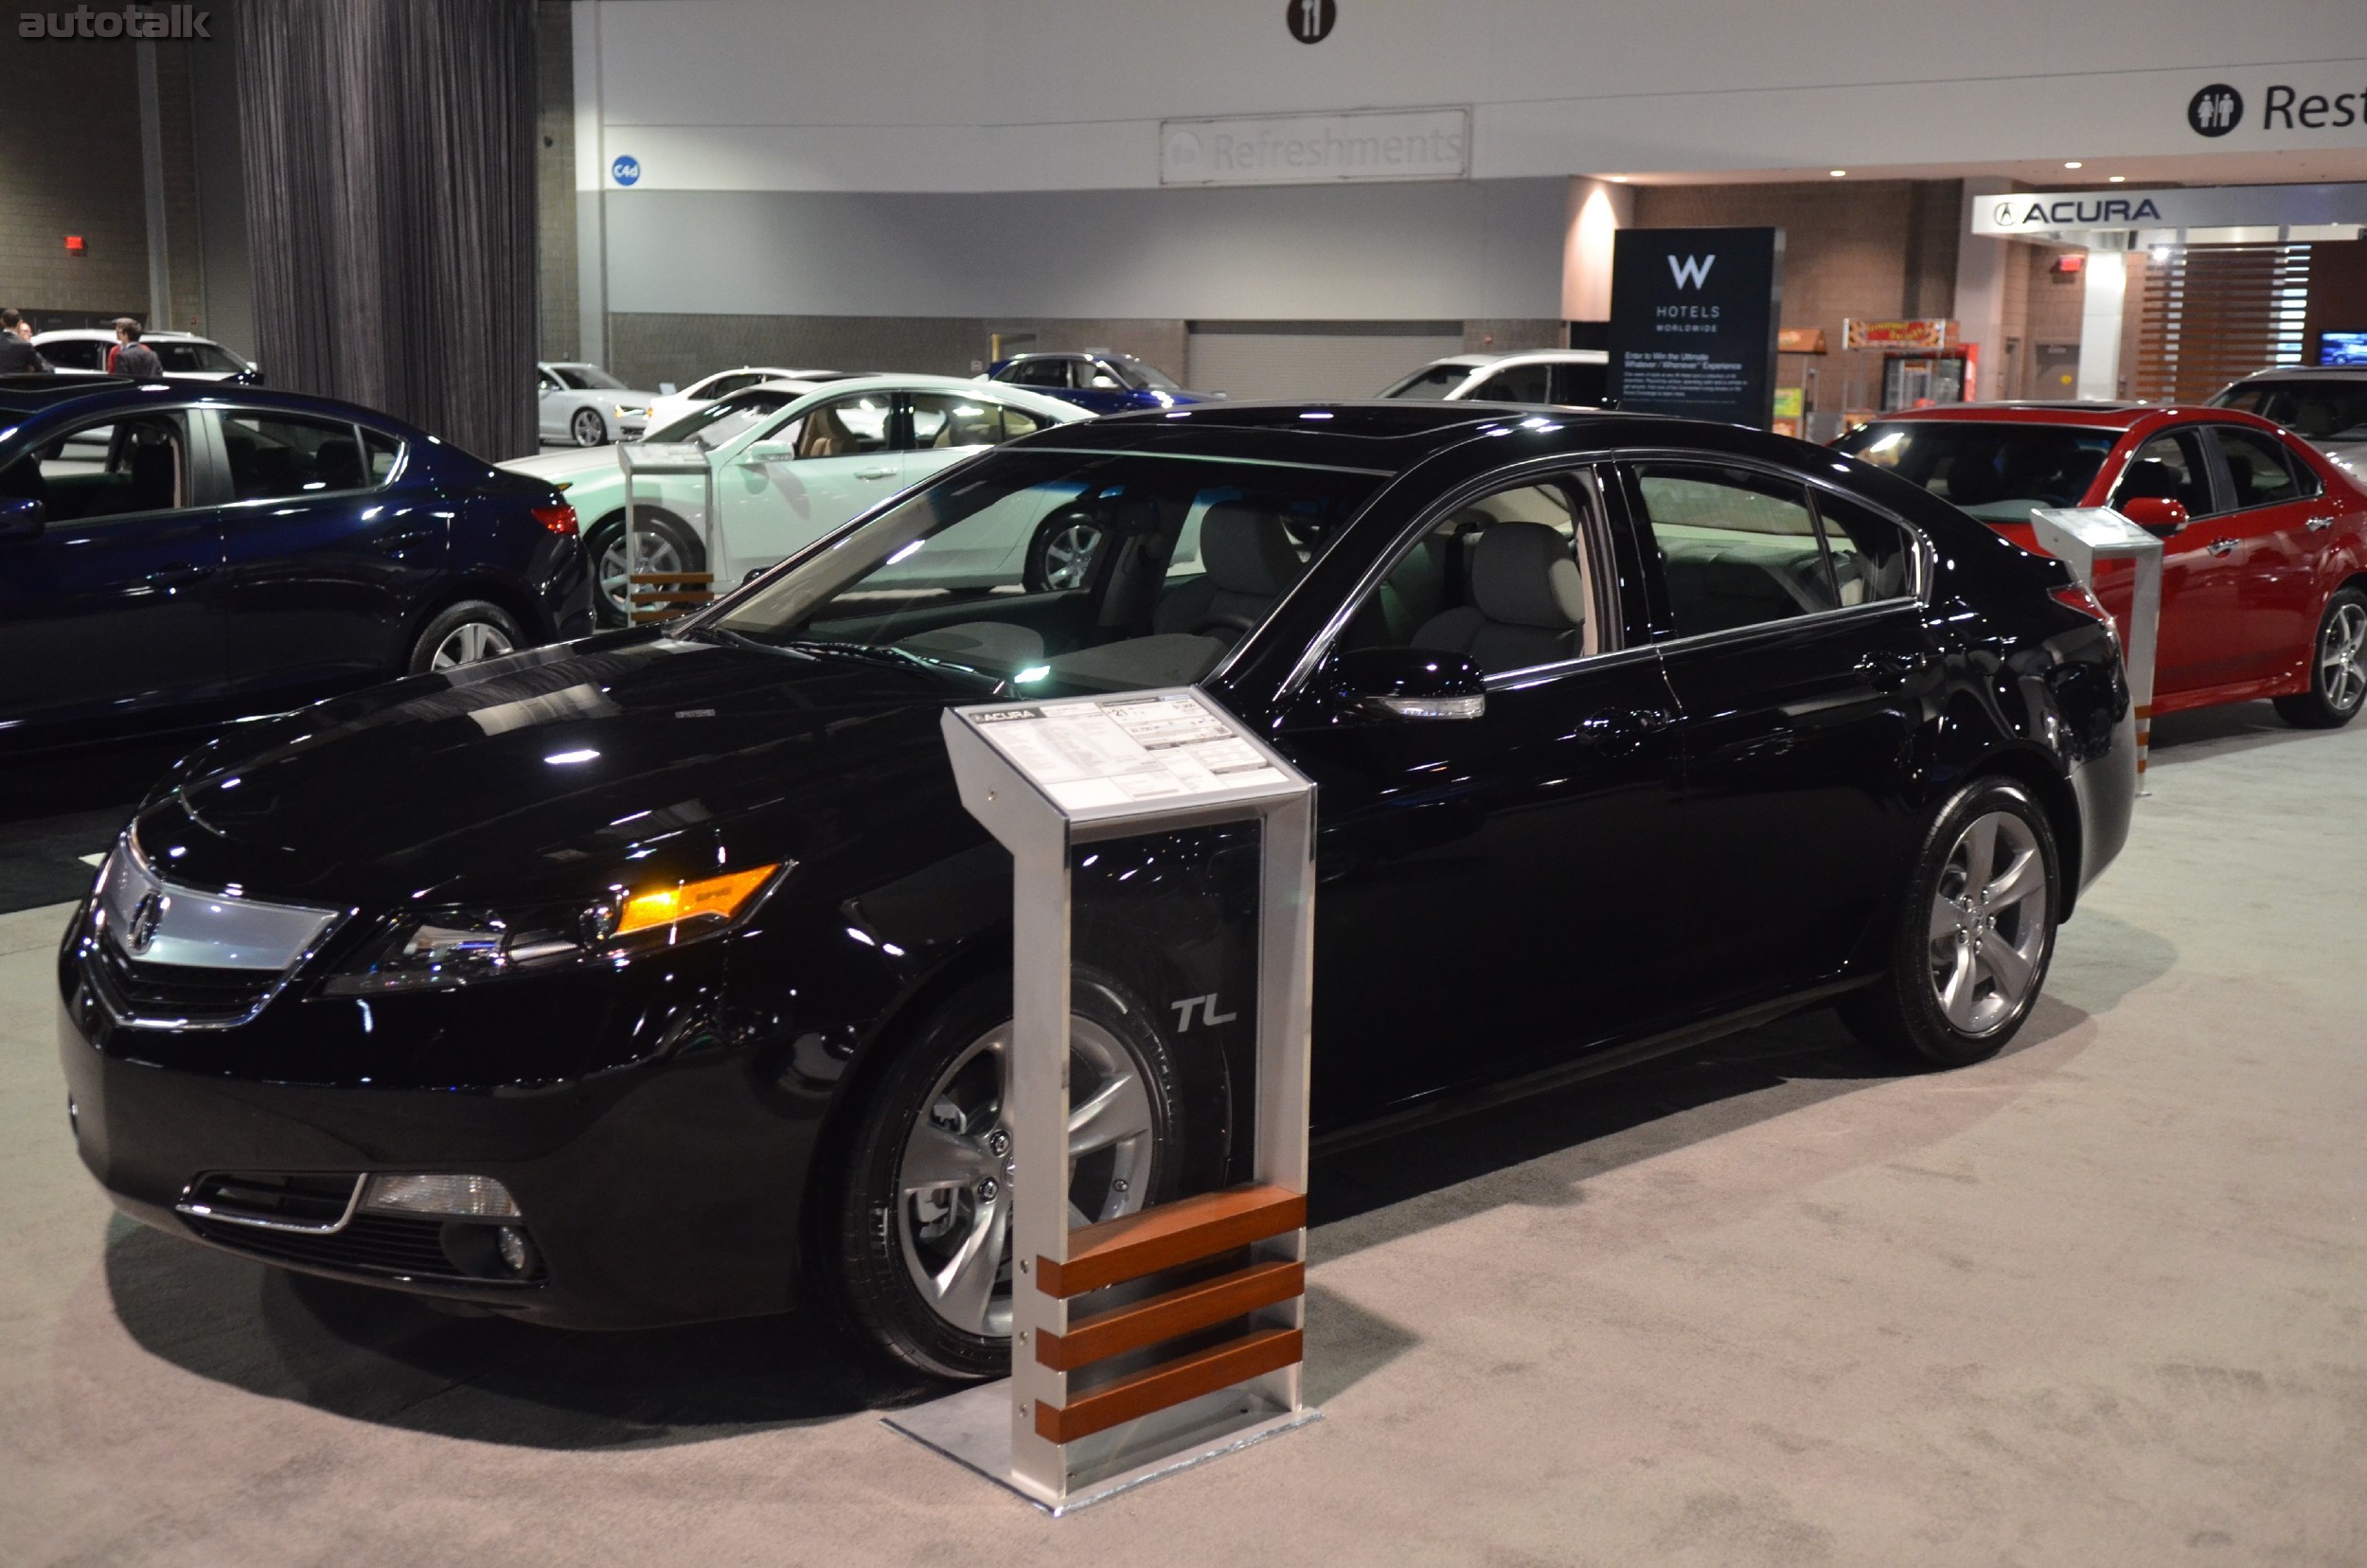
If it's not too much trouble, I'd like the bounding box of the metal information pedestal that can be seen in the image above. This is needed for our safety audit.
[885,687,1318,1514]
[616,441,719,622]
[2032,507,2164,788]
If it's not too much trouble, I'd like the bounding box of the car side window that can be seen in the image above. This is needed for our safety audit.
[1005,358,1068,389]
[994,402,1052,440]
[0,410,191,523]
[41,340,104,372]
[905,392,1003,450]
[1810,489,1919,606]
[364,429,404,483]
[1551,362,1607,405]
[1336,476,1605,672]
[2211,425,2314,508]
[1631,462,1837,637]
[2109,431,2217,518]
[792,392,892,459]
[221,412,371,503]
[536,370,558,395]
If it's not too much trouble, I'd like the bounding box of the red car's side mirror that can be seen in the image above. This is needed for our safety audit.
[2118,495,2188,536]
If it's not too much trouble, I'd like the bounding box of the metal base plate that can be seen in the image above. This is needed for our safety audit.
[882,1380,1320,1516]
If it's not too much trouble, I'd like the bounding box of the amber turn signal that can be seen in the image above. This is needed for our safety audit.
[614,865,779,937]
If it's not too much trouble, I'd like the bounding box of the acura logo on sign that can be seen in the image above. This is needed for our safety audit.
[1286,0,1335,45]
[125,889,166,957]
[1667,254,1716,289]
[2188,83,2242,136]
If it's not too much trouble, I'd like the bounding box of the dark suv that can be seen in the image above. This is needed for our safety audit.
[0,376,591,757]
[983,350,1218,414]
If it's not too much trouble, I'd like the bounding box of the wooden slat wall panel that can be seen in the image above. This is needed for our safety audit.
[2134,244,2312,405]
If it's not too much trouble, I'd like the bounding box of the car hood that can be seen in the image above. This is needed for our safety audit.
[138,633,995,912]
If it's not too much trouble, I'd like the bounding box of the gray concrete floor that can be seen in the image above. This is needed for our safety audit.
[3,703,2362,1566]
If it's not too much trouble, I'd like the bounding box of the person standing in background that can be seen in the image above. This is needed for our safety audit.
[108,318,161,380]
[0,310,46,374]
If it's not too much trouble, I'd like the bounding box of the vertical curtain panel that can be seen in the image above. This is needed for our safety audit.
[239,0,538,461]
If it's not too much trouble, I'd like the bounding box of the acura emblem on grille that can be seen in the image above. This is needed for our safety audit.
[125,890,167,957]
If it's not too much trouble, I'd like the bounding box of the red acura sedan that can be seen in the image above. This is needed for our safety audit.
[1838,403,2367,726]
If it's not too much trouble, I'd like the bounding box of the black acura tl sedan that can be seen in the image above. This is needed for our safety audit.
[0,375,591,758]
[58,402,2133,1378]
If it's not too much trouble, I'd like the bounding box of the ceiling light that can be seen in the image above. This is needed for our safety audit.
[2109,174,2127,183]
[2064,160,2083,169]
[1829,169,1847,177]
[1609,175,1628,183]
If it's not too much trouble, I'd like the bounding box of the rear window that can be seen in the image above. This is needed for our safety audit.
[2214,381,2367,443]
[1379,364,1470,400]
[1836,420,2118,524]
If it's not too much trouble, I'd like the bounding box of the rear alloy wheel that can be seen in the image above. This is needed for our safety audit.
[570,406,609,448]
[831,970,1200,1380]
[2272,587,2367,730]
[407,600,525,676]
[1839,777,2059,1068]
[1023,510,1104,593]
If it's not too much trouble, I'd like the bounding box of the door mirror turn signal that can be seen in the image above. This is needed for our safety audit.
[1329,646,1487,721]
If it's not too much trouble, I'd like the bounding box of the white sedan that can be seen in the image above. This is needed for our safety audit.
[33,329,257,380]
[1379,349,1608,405]
[538,362,664,447]
[501,374,1088,624]
[642,365,847,434]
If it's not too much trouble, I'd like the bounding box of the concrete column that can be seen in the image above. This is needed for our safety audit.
[1562,177,1632,325]
[573,0,607,369]
[135,39,170,330]
[1954,177,2013,403]
[2077,251,2127,401]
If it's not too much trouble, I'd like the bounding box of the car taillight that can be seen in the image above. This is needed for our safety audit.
[2052,582,2118,645]
[531,503,578,538]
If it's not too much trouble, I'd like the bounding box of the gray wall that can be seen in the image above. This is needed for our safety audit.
[600,178,1568,320]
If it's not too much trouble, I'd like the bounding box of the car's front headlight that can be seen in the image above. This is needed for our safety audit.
[322,864,782,995]
[614,403,650,419]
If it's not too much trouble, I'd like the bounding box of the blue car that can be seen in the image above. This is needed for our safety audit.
[982,349,1219,415]
[0,376,592,758]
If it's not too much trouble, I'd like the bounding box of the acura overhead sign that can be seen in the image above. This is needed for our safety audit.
[1972,183,2367,238]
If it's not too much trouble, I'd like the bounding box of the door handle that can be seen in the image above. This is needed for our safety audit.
[1854,650,1925,690]
[2206,537,2236,557]
[854,467,897,481]
[145,564,214,588]
[2304,515,2334,533]
[1575,706,1673,747]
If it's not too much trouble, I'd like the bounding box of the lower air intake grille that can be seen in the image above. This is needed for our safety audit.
[185,1212,547,1284]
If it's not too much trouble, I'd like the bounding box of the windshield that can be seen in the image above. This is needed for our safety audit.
[555,365,628,391]
[648,386,803,447]
[1379,364,1471,400]
[708,449,1383,696]
[1112,358,1183,392]
[1836,420,2118,523]
[2215,382,2367,442]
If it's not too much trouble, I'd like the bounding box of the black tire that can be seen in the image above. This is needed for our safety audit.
[1023,508,1105,593]
[2271,586,2367,730]
[406,599,525,675]
[827,968,1218,1380]
[583,508,705,628]
[569,406,609,448]
[1838,776,2060,1070]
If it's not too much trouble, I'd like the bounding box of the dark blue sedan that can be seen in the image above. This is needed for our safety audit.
[0,377,591,757]
[982,349,1219,415]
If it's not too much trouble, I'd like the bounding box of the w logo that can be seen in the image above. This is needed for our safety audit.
[1667,254,1717,289]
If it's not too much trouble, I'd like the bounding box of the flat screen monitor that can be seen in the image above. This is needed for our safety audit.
[2319,330,2367,367]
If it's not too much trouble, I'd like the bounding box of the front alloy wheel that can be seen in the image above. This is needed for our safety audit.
[1023,510,1104,593]
[570,406,608,447]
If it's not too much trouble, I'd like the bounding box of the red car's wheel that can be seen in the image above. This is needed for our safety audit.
[2273,586,2367,730]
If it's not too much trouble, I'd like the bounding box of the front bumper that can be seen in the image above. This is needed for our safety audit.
[57,922,825,1328]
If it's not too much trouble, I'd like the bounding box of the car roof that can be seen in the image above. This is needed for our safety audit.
[0,374,430,435]
[1861,401,2165,431]
[1021,399,1734,471]
[2224,365,2367,382]
[745,372,1088,420]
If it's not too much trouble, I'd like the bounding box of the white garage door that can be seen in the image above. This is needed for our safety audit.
[1187,325,1467,401]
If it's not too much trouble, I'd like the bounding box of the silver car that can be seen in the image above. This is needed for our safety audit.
[2211,365,2367,482]
[1379,348,1609,405]
[32,329,257,381]
[537,361,662,447]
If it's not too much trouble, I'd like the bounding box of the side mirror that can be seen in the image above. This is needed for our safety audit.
[742,439,796,463]
[1329,646,1486,721]
[0,495,44,541]
[658,382,677,395]
[2118,495,2188,536]
[1089,375,1121,389]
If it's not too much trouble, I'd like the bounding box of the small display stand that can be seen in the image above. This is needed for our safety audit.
[2031,507,2164,786]
[615,440,718,623]
[885,688,1319,1514]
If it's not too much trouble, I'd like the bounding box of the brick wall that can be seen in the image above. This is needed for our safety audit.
[0,40,149,320]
